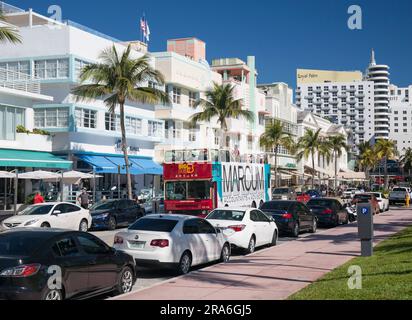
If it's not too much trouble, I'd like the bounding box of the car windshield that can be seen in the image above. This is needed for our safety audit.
[372,193,381,198]
[260,202,291,211]
[129,218,178,232]
[207,210,245,221]
[307,199,335,207]
[273,188,289,194]
[0,233,46,256]
[392,188,406,192]
[90,201,116,210]
[18,205,53,216]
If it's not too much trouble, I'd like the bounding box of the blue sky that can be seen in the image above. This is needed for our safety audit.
[6,0,412,88]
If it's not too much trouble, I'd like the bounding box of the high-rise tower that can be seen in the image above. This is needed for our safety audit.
[366,49,390,140]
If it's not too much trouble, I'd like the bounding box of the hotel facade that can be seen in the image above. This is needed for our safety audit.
[296,51,391,150]
[0,5,163,202]
[153,37,267,164]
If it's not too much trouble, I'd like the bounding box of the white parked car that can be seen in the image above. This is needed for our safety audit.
[1,202,92,232]
[113,214,231,275]
[206,208,278,254]
[369,192,390,212]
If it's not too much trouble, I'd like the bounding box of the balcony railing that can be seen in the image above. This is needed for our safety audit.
[0,68,41,94]
[164,129,206,146]
[0,1,24,14]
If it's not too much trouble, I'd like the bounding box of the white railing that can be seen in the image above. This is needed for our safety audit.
[0,2,25,14]
[164,129,204,146]
[0,67,41,94]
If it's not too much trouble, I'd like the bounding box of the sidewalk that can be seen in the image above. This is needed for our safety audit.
[113,208,412,300]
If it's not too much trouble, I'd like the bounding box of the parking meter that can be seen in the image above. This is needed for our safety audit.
[357,203,374,256]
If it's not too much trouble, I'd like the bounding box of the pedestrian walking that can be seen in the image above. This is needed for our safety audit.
[77,188,89,209]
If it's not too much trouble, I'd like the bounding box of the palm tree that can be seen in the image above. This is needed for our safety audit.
[0,9,21,43]
[190,83,254,149]
[259,119,294,188]
[375,139,398,190]
[400,147,412,180]
[327,134,348,191]
[360,147,379,186]
[72,45,169,200]
[296,128,323,189]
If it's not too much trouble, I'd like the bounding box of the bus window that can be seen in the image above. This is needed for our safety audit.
[165,181,211,201]
[165,182,186,200]
[187,181,211,200]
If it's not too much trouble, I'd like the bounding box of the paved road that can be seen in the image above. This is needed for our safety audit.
[112,207,412,300]
[91,226,329,296]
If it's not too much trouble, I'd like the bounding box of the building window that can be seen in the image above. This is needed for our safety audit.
[148,120,163,137]
[0,105,24,140]
[126,117,142,135]
[189,91,197,107]
[34,59,69,79]
[173,87,181,104]
[247,136,253,150]
[75,108,97,129]
[105,113,117,131]
[0,61,30,79]
[34,108,69,128]
[105,113,142,135]
[75,59,90,80]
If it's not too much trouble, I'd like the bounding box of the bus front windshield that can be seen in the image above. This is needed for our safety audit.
[165,181,211,201]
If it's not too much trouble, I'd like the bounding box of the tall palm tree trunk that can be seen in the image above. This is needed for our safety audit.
[119,103,133,200]
[384,157,388,190]
[334,151,338,192]
[311,150,315,190]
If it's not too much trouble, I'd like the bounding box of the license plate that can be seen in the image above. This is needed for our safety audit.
[128,241,146,249]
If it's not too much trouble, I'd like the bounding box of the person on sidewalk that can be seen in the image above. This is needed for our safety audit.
[33,191,45,204]
[77,188,89,209]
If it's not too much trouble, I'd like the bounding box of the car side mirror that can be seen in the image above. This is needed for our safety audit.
[53,210,61,216]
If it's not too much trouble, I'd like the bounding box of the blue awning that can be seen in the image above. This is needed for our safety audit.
[77,154,162,175]
[130,158,163,175]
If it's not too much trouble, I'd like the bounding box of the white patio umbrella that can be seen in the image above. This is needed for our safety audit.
[0,171,15,178]
[17,171,61,180]
[51,171,102,185]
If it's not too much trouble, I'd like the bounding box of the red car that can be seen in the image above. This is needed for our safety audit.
[296,192,311,204]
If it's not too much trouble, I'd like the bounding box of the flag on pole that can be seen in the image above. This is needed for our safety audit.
[145,20,150,42]
[140,17,146,41]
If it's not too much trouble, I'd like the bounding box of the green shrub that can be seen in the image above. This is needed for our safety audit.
[32,128,50,136]
[16,125,30,134]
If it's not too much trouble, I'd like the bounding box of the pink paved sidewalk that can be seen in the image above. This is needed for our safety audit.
[113,208,412,300]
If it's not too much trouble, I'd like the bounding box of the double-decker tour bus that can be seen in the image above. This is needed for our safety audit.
[163,149,271,216]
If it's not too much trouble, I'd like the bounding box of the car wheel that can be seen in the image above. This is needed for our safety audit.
[42,288,63,300]
[292,222,300,238]
[386,205,390,212]
[246,236,256,254]
[115,266,134,295]
[220,243,231,263]
[177,251,192,275]
[310,219,317,233]
[79,219,88,232]
[108,216,117,231]
[271,230,278,246]
[40,222,50,228]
